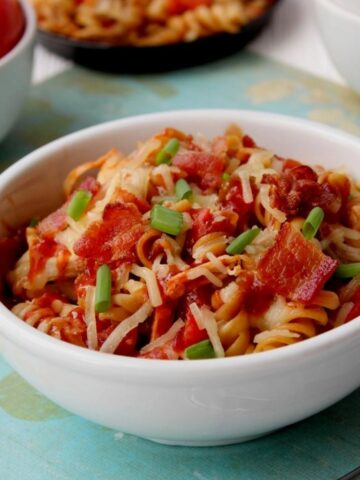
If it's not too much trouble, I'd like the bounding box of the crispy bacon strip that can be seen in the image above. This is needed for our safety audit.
[173,151,224,190]
[73,202,144,264]
[258,223,338,303]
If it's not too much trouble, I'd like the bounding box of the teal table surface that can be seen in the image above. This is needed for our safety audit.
[1,51,360,479]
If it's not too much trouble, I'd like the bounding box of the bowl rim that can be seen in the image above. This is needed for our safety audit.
[316,0,360,23]
[1,109,360,381]
[0,0,36,69]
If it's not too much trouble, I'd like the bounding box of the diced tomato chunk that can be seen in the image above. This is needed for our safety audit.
[242,134,256,148]
[97,323,138,356]
[345,286,360,323]
[167,0,211,15]
[258,223,338,303]
[0,232,25,275]
[28,238,58,280]
[180,287,210,348]
[187,208,236,249]
[74,202,144,264]
[173,151,224,190]
[283,159,302,171]
[220,177,254,222]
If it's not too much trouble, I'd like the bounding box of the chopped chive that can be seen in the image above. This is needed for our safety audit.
[150,204,183,236]
[226,227,261,255]
[175,178,192,200]
[29,217,39,228]
[184,339,216,360]
[95,265,112,313]
[67,190,92,221]
[302,207,324,240]
[155,138,180,165]
[222,172,230,182]
[335,263,360,279]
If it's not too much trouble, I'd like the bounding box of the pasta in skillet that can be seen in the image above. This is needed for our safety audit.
[2,124,360,359]
[30,0,274,46]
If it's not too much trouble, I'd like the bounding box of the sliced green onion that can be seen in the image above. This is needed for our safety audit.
[95,265,112,313]
[67,190,92,221]
[335,263,360,279]
[302,207,324,240]
[29,217,39,228]
[175,178,192,200]
[150,204,183,236]
[222,172,230,182]
[226,227,261,255]
[184,340,216,360]
[155,138,180,165]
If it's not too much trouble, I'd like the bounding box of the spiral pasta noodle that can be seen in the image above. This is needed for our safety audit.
[2,124,360,360]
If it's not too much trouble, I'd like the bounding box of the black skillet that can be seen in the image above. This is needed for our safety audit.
[37,0,282,73]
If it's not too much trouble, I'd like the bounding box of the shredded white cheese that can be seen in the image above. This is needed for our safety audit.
[140,318,185,354]
[334,302,354,328]
[187,266,223,288]
[84,286,98,351]
[189,303,225,358]
[152,164,175,195]
[131,265,163,307]
[259,185,287,223]
[206,252,227,274]
[219,281,240,303]
[254,329,300,344]
[100,301,153,354]
[238,171,253,204]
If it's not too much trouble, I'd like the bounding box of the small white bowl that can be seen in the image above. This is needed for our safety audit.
[316,0,360,93]
[0,0,36,142]
[1,110,360,446]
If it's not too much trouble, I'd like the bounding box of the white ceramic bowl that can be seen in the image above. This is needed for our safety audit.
[1,110,360,446]
[0,0,36,142]
[316,0,360,93]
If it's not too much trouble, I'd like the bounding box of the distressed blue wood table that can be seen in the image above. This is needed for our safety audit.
[1,51,360,480]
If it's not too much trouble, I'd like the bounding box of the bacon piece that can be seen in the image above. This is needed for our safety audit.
[114,188,150,214]
[74,202,144,264]
[78,176,101,196]
[150,303,175,341]
[173,151,224,190]
[37,206,67,238]
[37,176,100,238]
[186,208,237,249]
[258,223,338,303]
[262,166,340,218]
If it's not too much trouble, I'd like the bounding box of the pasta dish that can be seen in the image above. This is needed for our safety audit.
[2,124,360,359]
[31,0,274,46]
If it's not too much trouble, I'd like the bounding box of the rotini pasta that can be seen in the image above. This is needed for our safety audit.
[30,0,275,47]
[2,124,360,360]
